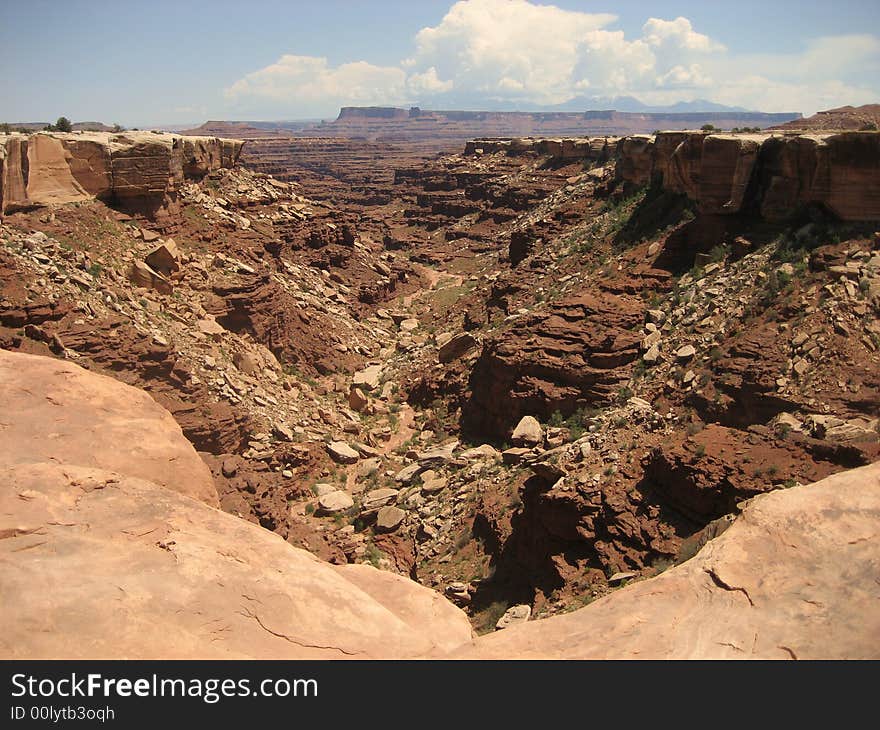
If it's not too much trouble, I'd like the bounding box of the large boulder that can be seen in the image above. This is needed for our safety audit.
[511,416,543,447]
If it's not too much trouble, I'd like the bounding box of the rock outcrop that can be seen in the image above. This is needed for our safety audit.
[464,292,643,438]
[0,350,472,659]
[0,131,244,216]
[617,130,880,221]
[454,462,880,659]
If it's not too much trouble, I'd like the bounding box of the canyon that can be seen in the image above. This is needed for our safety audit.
[1,109,879,658]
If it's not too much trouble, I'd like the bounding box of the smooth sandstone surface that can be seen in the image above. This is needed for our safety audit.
[0,349,218,506]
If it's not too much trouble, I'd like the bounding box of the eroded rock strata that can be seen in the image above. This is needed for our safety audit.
[1,114,878,657]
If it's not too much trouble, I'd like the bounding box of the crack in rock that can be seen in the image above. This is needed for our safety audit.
[705,567,755,606]
[237,605,362,656]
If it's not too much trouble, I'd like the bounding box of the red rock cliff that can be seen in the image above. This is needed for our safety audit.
[616,130,880,221]
[0,131,244,216]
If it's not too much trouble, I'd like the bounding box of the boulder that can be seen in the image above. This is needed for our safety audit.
[233,350,260,375]
[675,344,696,362]
[317,490,354,515]
[502,447,532,465]
[327,441,359,464]
[417,440,459,464]
[356,458,381,479]
[438,333,479,363]
[353,365,382,391]
[129,260,172,294]
[643,343,661,364]
[313,483,337,497]
[421,475,448,495]
[144,239,182,276]
[375,506,406,533]
[511,416,543,447]
[361,488,400,512]
[196,317,226,339]
[496,604,531,630]
[395,463,424,485]
[348,387,368,412]
[461,444,501,461]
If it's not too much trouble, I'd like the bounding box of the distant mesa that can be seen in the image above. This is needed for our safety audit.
[181,106,803,146]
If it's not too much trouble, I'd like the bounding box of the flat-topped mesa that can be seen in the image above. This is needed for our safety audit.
[0,130,244,217]
[464,136,620,162]
[615,130,880,221]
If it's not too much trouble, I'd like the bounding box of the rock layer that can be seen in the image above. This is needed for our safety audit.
[617,130,880,221]
[0,131,244,215]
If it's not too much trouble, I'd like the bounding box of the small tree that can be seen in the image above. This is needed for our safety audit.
[0,123,10,134]
[700,123,717,132]
[55,116,73,132]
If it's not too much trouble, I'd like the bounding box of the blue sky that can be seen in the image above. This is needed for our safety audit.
[2,0,878,126]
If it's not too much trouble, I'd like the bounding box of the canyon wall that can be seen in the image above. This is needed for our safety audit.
[0,131,244,216]
[616,130,880,221]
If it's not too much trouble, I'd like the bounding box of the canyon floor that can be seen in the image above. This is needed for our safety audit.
[1,120,879,657]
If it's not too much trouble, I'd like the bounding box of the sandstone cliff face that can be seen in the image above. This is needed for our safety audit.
[0,131,244,216]
[0,350,472,659]
[617,130,880,221]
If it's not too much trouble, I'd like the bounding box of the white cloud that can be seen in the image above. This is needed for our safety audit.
[408,0,620,104]
[222,0,880,116]
[224,55,407,113]
[406,66,454,95]
[642,17,724,53]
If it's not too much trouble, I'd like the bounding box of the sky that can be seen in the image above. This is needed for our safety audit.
[2,0,879,127]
